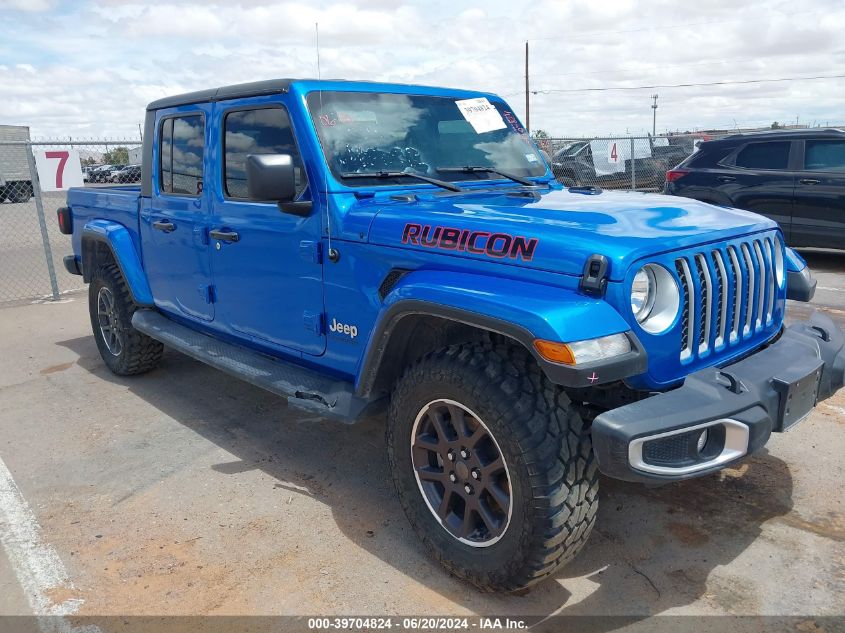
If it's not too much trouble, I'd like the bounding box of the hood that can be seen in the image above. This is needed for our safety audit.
[365,187,777,280]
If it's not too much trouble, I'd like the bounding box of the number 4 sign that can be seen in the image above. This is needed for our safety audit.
[34,150,84,191]
[607,141,620,164]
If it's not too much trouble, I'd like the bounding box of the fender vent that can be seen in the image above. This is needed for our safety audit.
[378,269,409,300]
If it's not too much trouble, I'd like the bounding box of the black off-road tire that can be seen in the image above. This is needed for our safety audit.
[387,342,599,592]
[89,263,163,376]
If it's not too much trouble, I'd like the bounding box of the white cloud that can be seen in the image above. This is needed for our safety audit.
[0,0,843,137]
[0,0,56,11]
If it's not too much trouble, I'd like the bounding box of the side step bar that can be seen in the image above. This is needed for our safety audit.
[131,310,376,422]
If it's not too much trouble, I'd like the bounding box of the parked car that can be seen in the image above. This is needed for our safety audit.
[665,129,845,249]
[104,164,127,181]
[649,134,693,170]
[88,164,116,183]
[82,164,104,183]
[57,79,844,593]
[110,164,141,183]
[551,140,665,189]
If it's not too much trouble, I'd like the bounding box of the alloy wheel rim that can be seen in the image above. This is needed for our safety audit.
[97,287,123,356]
[410,399,513,547]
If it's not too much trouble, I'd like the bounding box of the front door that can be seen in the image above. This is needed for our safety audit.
[791,138,845,249]
[141,108,214,321]
[208,101,325,356]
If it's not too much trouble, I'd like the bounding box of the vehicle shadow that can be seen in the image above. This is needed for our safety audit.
[795,248,845,275]
[58,335,795,625]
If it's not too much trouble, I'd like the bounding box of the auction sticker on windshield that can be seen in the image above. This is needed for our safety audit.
[455,97,507,134]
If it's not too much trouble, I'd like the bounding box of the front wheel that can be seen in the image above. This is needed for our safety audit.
[387,343,599,592]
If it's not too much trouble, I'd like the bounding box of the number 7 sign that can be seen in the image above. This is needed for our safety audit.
[34,149,84,191]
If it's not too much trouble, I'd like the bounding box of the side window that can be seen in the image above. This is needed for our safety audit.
[804,140,845,172]
[735,141,790,170]
[159,114,205,196]
[223,107,307,199]
[159,118,172,193]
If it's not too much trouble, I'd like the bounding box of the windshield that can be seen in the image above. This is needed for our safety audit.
[306,91,546,187]
[554,142,587,159]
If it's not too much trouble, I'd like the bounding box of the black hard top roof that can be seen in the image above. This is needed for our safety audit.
[146,79,305,111]
[715,128,845,142]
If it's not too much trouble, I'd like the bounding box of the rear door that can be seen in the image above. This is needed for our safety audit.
[208,100,325,356]
[723,140,796,239]
[141,107,215,321]
[791,138,845,248]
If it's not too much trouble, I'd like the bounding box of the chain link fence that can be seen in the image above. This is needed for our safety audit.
[536,133,724,191]
[0,128,747,305]
[0,135,141,305]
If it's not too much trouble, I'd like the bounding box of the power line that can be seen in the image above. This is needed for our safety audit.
[531,74,845,94]
[537,55,791,80]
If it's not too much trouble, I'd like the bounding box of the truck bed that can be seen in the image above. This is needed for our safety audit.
[66,185,142,257]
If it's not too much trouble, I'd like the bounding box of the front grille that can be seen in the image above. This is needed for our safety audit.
[675,235,780,362]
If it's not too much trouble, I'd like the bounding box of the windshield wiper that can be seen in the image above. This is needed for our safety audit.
[436,166,535,187]
[340,171,463,192]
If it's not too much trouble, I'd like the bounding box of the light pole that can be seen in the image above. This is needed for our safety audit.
[651,94,658,136]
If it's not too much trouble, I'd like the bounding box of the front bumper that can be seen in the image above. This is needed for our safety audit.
[592,311,845,483]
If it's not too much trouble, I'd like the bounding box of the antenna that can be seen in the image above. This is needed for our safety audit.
[316,22,338,263]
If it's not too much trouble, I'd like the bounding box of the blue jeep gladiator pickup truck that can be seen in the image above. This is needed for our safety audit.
[57,79,845,592]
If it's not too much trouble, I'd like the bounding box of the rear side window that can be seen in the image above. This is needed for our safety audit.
[684,144,735,168]
[223,107,307,199]
[804,140,845,172]
[735,141,790,170]
[159,114,205,196]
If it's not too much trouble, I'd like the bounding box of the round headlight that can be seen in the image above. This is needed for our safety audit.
[630,264,681,334]
[631,268,656,322]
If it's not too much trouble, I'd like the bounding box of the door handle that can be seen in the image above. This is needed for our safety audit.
[209,229,240,243]
[716,175,736,183]
[800,178,820,185]
[152,220,176,233]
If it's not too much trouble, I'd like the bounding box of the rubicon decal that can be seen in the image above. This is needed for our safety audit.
[401,223,538,262]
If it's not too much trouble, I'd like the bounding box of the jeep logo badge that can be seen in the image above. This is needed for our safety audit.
[329,317,358,339]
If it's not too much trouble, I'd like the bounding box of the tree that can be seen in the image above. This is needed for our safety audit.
[771,121,782,129]
[103,146,129,165]
[531,129,551,153]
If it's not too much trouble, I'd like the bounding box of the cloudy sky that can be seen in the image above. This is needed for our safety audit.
[1,0,843,139]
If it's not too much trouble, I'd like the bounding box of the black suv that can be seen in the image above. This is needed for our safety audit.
[664,129,845,249]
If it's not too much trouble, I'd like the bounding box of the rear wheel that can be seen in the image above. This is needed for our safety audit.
[387,342,599,592]
[89,263,163,375]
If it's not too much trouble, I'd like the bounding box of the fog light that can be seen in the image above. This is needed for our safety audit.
[696,429,709,453]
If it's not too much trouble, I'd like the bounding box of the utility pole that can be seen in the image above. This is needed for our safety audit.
[651,94,658,136]
[525,41,530,133]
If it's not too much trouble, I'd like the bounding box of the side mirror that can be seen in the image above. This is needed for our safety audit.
[246,154,312,216]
